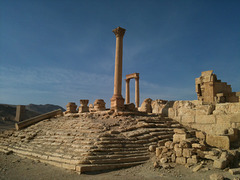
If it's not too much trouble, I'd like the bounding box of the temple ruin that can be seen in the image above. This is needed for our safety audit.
[125,73,140,108]
[196,70,239,104]
[1,27,240,178]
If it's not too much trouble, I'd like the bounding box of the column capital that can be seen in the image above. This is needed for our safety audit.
[113,27,126,38]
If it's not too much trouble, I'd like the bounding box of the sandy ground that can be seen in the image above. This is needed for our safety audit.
[1,152,239,180]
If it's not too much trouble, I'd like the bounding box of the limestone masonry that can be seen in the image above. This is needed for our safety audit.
[0,27,240,176]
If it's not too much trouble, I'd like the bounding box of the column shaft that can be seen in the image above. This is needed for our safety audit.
[111,27,126,111]
[125,79,130,104]
[135,78,139,108]
[113,36,123,96]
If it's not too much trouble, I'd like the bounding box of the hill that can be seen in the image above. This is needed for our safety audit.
[26,104,65,114]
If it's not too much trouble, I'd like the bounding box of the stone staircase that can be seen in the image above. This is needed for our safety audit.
[0,114,183,173]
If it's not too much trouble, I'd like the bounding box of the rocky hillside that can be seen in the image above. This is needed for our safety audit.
[0,104,65,122]
[26,104,65,114]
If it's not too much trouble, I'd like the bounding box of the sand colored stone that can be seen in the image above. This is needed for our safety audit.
[125,73,140,108]
[79,100,89,113]
[65,102,77,113]
[111,27,126,111]
[15,105,26,122]
[195,70,239,104]
[93,99,106,111]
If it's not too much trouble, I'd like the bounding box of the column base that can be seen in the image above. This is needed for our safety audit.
[110,95,125,111]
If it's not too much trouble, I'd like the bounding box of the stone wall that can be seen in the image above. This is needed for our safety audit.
[166,100,240,135]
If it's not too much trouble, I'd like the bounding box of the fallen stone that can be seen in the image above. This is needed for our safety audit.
[173,133,187,143]
[206,134,230,150]
[174,128,186,134]
[179,141,191,148]
[164,141,173,149]
[171,153,176,163]
[220,151,228,160]
[213,159,228,169]
[229,168,240,175]
[175,147,183,157]
[160,157,168,164]
[176,157,186,165]
[156,147,162,157]
[209,173,224,180]
[149,145,156,152]
[162,163,171,169]
[192,143,206,150]
[153,161,159,168]
[182,148,193,158]
[192,163,203,172]
[204,154,218,161]
[187,156,198,165]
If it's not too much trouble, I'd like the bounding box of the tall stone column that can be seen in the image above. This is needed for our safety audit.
[111,27,126,111]
[135,77,140,108]
[125,79,130,104]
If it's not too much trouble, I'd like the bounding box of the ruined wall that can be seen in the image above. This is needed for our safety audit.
[195,70,239,104]
[167,100,240,135]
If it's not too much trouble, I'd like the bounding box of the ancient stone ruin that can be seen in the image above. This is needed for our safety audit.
[1,27,240,178]
[125,73,140,108]
[196,70,239,104]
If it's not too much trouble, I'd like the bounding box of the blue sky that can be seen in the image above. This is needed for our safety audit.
[0,0,240,108]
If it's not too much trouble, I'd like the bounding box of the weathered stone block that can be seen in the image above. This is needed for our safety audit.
[175,147,182,157]
[149,145,156,152]
[229,168,240,175]
[176,157,186,165]
[181,115,195,123]
[209,173,224,180]
[206,134,230,150]
[156,147,162,157]
[182,148,193,158]
[195,131,206,140]
[173,133,187,143]
[174,128,186,134]
[213,159,228,169]
[195,115,216,124]
[171,153,176,162]
[164,141,173,148]
[187,155,198,164]
[179,140,191,148]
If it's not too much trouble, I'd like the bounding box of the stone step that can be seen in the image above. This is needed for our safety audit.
[86,152,149,160]
[88,156,149,164]
[95,139,149,145]
[91,147,147,152]
[88,149,148,156]
[149,131,174,136]
[76,160,147,173]
[158,134,173,140]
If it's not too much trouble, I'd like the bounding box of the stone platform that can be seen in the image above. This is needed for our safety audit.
[0,113,183,173]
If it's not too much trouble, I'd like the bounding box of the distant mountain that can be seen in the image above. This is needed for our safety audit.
[0,103,65,132]
[0,104,65,122]
[0,104,39,123]
[26,104,65,114]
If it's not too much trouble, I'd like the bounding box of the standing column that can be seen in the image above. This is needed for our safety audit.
[125,79,130,104]
[111,27,126,111]
[15,105,25,122]
[135,77,140,108]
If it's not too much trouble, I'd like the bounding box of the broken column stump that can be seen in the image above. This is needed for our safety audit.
[15,105,26,122]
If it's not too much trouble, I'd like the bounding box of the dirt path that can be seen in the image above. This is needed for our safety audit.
[0,152,239,180]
